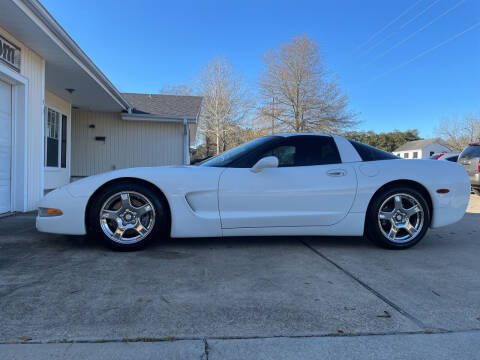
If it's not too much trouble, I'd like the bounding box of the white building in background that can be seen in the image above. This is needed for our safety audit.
[393,138,453,159]
[0,0,201,215]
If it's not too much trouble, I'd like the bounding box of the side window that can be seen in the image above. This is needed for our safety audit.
[293,136,341,166]
[257,135,341,167]
[262,145,296,167]
[348,140,399,161]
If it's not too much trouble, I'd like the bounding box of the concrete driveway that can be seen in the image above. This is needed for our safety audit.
[1,196,480,359]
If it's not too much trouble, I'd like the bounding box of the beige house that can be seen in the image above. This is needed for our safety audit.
[71,93,201,179]
[0,0,201,214]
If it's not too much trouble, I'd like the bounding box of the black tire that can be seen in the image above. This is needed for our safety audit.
[472,188,480,196]
[87,181,169,251]
[365,186,430,250]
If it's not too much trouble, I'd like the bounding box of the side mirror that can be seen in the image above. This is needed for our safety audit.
[251,156,279,173]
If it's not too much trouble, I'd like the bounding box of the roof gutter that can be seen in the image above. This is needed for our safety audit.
[17,0,132,111]
[121,113,197,124]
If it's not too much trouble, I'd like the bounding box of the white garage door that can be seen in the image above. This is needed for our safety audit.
[0,79,12,214]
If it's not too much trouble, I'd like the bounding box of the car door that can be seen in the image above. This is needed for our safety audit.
[218,135,357,228]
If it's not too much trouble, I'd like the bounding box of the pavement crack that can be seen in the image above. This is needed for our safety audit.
[3,329,480,345]
[300,240,429,330]
[0,281,43,300]
[202,338,209,360]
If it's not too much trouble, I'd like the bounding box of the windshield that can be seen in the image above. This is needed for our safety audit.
[200,136,278,167]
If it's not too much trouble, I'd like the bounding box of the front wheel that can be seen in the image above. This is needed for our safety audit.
[87,181,169,251]
[365,187,430,249]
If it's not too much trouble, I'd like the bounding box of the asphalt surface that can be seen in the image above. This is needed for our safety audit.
[1,195,479,359]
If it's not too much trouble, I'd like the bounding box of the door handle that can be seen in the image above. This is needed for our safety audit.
[327,169,346,177]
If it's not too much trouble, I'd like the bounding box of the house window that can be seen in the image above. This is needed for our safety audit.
[430,151,434,156]
[61,114,67,168]
[404,153,409,158]
[45,107,67,168]
[413,152,418,158]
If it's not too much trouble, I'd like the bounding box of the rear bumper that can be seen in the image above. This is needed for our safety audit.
[36,187,88,235]
[430,167,471,228]
[469,173,480,188]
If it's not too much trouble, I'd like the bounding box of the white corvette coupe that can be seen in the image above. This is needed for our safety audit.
[36,134,470,251]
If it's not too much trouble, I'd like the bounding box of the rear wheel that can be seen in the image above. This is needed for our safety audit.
[87,181,169,251]
[365,187,430,249]
[472,187,480,196]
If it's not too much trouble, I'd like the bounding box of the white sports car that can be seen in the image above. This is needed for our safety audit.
[36,134,470,251]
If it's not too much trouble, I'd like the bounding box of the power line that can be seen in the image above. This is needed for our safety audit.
[399,0,442,29]
[362,0,442,56]
[355,0,423,51]
[370,0,465,64]
[370,22,480,82]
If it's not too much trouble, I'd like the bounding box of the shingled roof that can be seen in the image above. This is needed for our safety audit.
[394,138,451,152]
[122,93,203,119]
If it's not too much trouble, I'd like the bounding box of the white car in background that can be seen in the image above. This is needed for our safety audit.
[430,152,460,162]
[36,134,470,251]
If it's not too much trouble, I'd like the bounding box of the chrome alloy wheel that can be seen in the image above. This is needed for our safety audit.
[377,193,424,244]
[99,191,156,244]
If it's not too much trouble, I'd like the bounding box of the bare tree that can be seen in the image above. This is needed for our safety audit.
[435,113,480,151]
[159,83,192,96]
[196,56,253,155]
[258,34,357,134]
[255,97,286,135]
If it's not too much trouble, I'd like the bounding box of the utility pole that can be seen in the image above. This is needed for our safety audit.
[271,97,275,135]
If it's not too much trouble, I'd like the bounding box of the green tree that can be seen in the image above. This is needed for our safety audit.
[343,129,421,152]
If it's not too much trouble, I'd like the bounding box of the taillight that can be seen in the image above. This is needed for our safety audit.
[478,158,480,173]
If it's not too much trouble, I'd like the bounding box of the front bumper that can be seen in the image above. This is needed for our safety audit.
[36,187,88,235]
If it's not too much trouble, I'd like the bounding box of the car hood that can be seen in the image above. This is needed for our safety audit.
[60,165,222,198]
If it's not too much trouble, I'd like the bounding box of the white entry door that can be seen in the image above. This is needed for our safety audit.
[0,79,12,214]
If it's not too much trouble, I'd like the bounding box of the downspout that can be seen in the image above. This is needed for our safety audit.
[183,118,190,165]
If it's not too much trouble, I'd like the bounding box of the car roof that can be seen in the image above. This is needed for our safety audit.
[274,133,332,138]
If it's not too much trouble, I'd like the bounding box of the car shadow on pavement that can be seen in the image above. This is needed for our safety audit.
[61,234,373,252]
[32,232,370,256]
[4,210,478,253]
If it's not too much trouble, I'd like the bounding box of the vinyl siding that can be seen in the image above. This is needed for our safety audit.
[0,26,45,210]
[71,110,184,177]
[423,143,452,159]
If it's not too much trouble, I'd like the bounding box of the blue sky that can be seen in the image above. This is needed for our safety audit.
[42,0,479,137]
